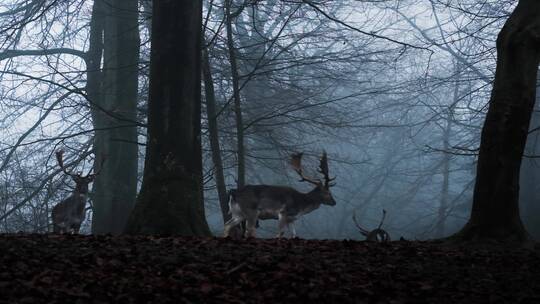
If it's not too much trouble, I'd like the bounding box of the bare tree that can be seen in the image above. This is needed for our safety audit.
[453,0,540,242]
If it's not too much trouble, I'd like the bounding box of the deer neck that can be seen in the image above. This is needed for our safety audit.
[71,190,88,214]
[300,188,323,210]
[73,190,87,200]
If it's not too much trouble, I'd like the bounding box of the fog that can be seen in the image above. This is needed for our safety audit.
[0,0,537,240]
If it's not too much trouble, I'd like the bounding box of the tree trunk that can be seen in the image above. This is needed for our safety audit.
[91,0,140,235]
[202,47,230,223]
[453,0,540,242]
[225,0,246,188]
[125,0,211,236]
[86,0,105,232]
[519,73,540,239]
[86,0,104,131]
[435,64,460,238]
[436,115,452,238]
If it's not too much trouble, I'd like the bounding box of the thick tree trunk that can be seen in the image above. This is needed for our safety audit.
[453,0,540,242]
[225,0,246,188]
[202,48,230,223]
[91,0,140,235]
[125,0,210,236]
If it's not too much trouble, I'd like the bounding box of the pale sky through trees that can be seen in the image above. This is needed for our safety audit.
[0,0,535,240]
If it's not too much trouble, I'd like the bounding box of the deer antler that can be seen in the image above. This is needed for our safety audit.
[55,150,77,178]
[352,210,370,236]
[318,151,336,188]
[353,210,391,243]
[290,153,321,186]
[377,209,387,230]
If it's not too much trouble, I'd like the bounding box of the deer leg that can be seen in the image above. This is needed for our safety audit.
[289,221,297,238]
[73,224,81,234]
[54,222,68,234]
[224,216,243,237]
[276,214,289,238]
[245,216,258,238]
[225,200,247,238]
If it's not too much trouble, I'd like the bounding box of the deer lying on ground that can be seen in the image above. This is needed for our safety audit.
[224,152,336,238]
[51,150,104,234]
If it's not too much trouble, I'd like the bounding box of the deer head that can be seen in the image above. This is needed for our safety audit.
[55,150,104,194]
[290,151,336,206]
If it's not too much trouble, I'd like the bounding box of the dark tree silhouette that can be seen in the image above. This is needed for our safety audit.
[454,0,540,242]
[125,0,210,235]
[91,0,140,235]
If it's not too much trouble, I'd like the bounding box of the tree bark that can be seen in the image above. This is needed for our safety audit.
[453,0,540,242]
[202,47,230,223]
[225,0,246,188]
[86,0,104,130]
[91,0,140,235]
[125,0,211,236]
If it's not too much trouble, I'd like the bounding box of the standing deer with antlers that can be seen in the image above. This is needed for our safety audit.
[51,150,104,234]
[224,152,336,238]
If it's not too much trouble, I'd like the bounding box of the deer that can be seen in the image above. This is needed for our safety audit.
[51,150,104,234]
[352,209,391,242]
[224,151,336,238]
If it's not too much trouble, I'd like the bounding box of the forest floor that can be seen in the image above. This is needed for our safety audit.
[0,234,538,304]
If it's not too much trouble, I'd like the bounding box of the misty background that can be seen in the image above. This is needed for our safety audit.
[0,0,537,239]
